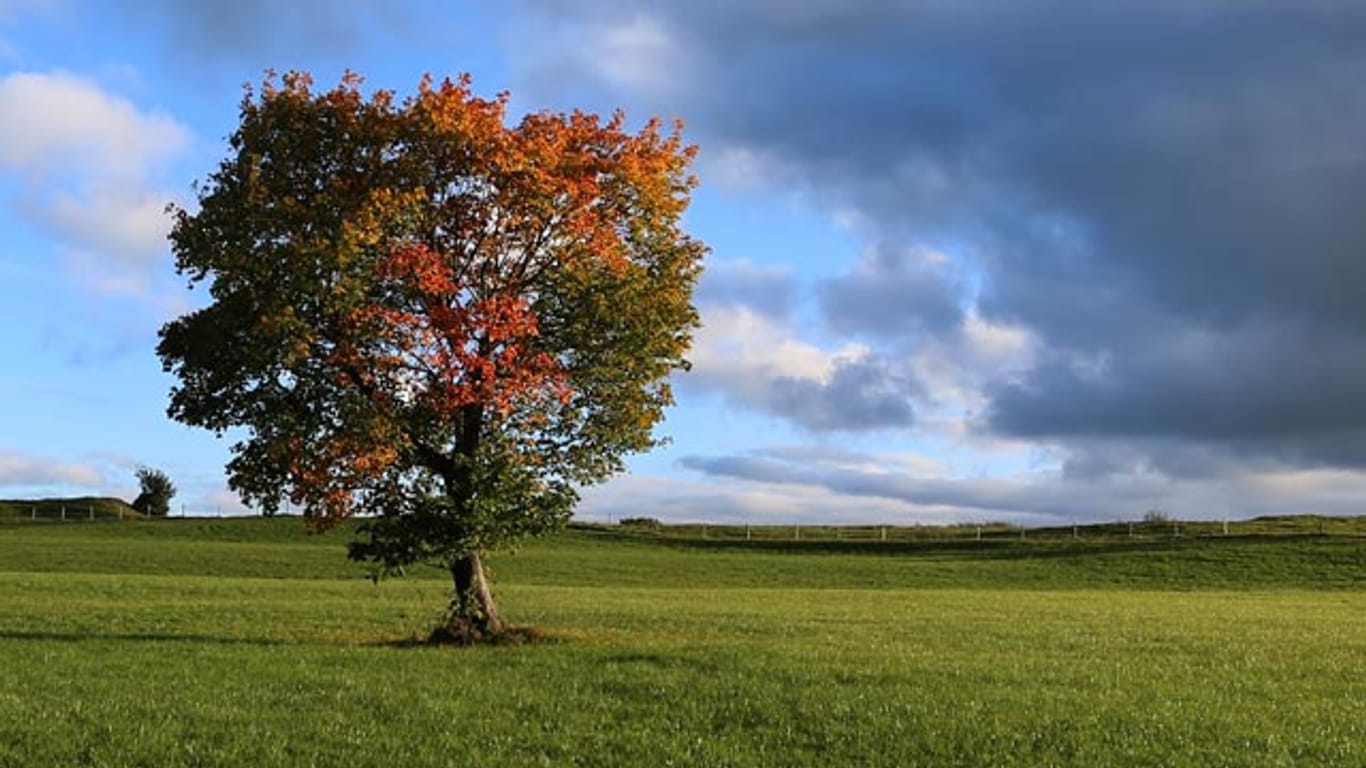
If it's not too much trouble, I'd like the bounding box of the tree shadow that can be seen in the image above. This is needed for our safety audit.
[0,628,298,647]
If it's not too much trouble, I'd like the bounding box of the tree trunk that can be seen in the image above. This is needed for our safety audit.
[449,550,503,636]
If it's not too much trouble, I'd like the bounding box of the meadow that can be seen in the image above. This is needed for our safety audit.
[1,518,1364,766]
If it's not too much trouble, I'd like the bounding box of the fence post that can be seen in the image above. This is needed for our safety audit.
[61,506,66,522]
[976,526,982,541]
[745,525,751,541]
[881,526,887,542]
[89,505,94,521]
[1223,520,1229,536]
[1128,522,1134,538]
[31,506,36,521]
[794,526,800,541]
[1073,525,1079,540]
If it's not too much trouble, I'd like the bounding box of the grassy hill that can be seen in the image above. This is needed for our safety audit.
[0,496,141,522]
[1,515,1363,589]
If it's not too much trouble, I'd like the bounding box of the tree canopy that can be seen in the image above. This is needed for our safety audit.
[157,72,704,637]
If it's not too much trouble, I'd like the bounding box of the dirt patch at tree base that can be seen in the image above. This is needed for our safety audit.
[382,621,555,648]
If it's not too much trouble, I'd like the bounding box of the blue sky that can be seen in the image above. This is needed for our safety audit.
[5,1,1366,524]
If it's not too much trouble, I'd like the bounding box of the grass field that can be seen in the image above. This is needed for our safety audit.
[1,518,1364,766]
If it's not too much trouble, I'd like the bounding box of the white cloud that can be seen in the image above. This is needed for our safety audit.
[25,186,174,267]
[577,471,988,526]
[701,144,788,192]
[0,71,187,181]
[0,449,104,488]
[961,311,1036,369]
[584,14,684,96]
[691,304,863,386]
[683,304,918,431]
[0,70,190,295]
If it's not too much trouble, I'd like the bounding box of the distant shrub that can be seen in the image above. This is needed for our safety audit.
[133,467,177,517]
[1143,509,1171,524]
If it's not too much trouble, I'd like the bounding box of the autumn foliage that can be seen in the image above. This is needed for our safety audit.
[158,72,704,635]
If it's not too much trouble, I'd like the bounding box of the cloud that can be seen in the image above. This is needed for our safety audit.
[988,321,1366,468]
[23,186,176,265]
[698,143,789,192]
[581,14,684,95]
[576,470,1005,526]
[819,244,965,339]
[0,449,104,488]
[678,443,1366,524]
[0,70,189,296]
[516,1,1366,473]
[696,258,797,320]
[679,449,1102,521]
[0,71,186,180]
[684,304,917,432]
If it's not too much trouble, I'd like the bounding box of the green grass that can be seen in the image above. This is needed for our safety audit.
[1,518,1364,766]
[617,513,1366,543]
[4,517,1363,590]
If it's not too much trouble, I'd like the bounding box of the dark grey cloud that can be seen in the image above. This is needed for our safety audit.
[989,321,1366,467]
[818,244,963,338]
[519,0,1366,470]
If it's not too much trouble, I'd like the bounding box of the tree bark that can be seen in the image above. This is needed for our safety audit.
[439,400,502,641]
[449,550,503,635]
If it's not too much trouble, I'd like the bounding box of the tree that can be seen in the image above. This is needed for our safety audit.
[157,72,704,640]
[133,467,176,517]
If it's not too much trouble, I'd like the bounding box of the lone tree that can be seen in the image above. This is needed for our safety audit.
[133,467,176,517]
[158,72,704,640]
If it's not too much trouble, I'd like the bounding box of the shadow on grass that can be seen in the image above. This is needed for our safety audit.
[0,628,297,647]
[0,626,562,650]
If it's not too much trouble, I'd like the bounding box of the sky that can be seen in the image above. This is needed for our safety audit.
[4,1,1366,525]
